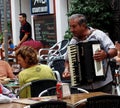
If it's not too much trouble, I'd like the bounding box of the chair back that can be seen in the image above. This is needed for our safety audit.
[47,39,69,65]
[17,79,57,98]
[39,39,69,65]
[38,86,89,97]
[30,100,67,108]
[52,59,65,79]
[51,59,71,83]
[58,39,69,56]
[30,79,57,97]
[86,95,120,108]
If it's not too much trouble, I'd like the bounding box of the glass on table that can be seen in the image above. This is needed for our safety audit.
[11,64,21,85]
[12,64,21,76]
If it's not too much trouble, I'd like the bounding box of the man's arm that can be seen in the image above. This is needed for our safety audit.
[18,33,29,47]
[107,48,117,58]
[93,48,117,62]
[62,60,70,78]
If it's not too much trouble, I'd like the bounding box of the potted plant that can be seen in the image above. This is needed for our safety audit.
[0,32,3,45]
[64,0,112,40]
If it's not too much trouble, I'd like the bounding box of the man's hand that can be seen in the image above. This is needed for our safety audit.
[93,49,107,62]
[115,41,120,51]
[62,68,71,79]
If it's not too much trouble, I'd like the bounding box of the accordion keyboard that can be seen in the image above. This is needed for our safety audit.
[68,45,81,86]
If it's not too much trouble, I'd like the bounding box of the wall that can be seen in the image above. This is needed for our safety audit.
[20,0,31,24]
[11,0,31,46]
[11,0,20,46]
[55,0,68,41]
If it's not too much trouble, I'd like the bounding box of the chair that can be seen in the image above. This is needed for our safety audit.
[52,70,61,82]
[51,58,71,83]
[17,79,57,98]
[38,86,89,97]
[39,39,69,65]
[86,95,120,108]
[109,59,120,95]
[30,100,67,108]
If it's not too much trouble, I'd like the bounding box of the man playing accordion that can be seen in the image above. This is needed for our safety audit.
[62,14,117,94]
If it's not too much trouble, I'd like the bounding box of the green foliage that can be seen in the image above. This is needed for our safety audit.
[7,21,11,32]
[64,0,112,40]
[64,28,73,40]
[0,32,3,44]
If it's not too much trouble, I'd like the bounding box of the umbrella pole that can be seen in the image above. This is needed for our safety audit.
[3,0,8,62]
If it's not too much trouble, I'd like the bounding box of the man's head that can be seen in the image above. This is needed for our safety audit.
[69,14,88,39]
[19,13,27,24]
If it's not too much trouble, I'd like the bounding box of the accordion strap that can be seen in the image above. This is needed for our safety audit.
[104,58,110,79]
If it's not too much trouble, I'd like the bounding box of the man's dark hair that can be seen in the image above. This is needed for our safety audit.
[19,13,27,18]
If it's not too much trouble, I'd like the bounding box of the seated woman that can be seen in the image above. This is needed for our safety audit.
[16,46,56,98]
[0,60,15,79]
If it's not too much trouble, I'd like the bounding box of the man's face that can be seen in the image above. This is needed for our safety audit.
[69,18,84,38]
[19,15,25,23]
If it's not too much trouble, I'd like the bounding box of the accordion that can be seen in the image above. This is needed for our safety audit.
[68,41,105,86]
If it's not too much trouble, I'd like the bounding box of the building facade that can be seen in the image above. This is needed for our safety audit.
[10,0,69,47]
[1,0,119,46]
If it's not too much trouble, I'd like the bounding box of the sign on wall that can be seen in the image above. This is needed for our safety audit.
[31,0,54,15]
[34,14,56,47]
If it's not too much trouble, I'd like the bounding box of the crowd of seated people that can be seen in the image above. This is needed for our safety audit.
[0,35,47,99]
[1,37,120,100]
[0,46,56,99]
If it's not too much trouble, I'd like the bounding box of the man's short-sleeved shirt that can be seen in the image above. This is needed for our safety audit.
[19,21,32,41]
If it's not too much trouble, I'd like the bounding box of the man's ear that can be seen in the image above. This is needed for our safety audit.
[81,23,86,28]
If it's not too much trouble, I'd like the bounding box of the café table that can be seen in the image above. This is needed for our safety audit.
[0,92,108,108]
[63,92,107,108]
[4,79,19,89]
[2,78,19,94]
[0,102,26,108]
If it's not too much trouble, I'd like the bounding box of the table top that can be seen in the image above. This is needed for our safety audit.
[3,78,19,89]
[0,102,26,108]
[4,81,19,89]
[62,92,107,107]
[0,92,108,108]
[0,77,11,84]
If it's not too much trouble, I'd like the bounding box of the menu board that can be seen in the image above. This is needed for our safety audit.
[34,14,57,47]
